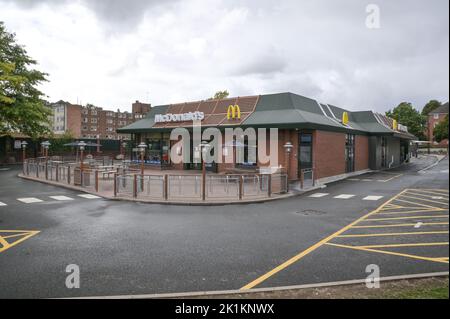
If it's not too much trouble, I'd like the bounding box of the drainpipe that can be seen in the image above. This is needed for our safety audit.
[388,155,394,169]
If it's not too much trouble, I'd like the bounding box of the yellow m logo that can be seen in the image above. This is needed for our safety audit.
[227,105,241,120]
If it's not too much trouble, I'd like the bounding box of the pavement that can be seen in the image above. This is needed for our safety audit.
[0,154,448,298]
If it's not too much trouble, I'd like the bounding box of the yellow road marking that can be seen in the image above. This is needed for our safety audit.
[337,231,449,238]
[365,215,449,221]
[394,198,440,209]
[240,189,409,290]
[400,194,449,206]
[377,208,445,215]
[0,230,40,253]
[0,236,9,249]
[407,189,449,197]
[355,242,449,249]
[351,222,449,229]
[325,243,449,264]
[413,189,449,194]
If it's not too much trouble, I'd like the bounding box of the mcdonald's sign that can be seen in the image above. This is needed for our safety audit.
[342,111,349,125]
[227,105,241,120]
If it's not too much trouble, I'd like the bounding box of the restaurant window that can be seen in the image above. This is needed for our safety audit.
[145,133,170,165]
[299,133,313,170]
[236,136,257,168]
[345,134,355,173]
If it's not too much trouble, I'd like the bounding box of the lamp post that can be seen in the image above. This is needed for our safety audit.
[41,141,51,159]
[283,141,294,180]
[138,142,147,176]
[200,141,211,201]
[41,141,51,180]
[122,141,127,159]
[78,141,87,171]
[21,141,28,174]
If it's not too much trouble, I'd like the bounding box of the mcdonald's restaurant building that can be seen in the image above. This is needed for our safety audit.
[117,92,415,184]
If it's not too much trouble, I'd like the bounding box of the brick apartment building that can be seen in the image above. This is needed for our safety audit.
[427,102,449,147]
[49,100,151,140]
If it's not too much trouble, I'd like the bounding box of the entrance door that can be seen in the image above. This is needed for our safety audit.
[298,133,313,186]
[381,137,387,168]
[345,134,355,173]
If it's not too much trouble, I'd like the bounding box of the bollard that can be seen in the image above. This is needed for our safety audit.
[113,173,117,197]
[67,166,71,185]
[239,175,243,200]
[95,170,99,193]
[164,174,168,200]
[268,174,272,197]
[133,174,137,198]
[56,164,59,182]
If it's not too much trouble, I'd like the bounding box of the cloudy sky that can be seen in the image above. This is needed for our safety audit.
[0,0,448,112]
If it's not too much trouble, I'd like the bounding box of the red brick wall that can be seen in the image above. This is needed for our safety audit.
[66,104,82,138]
[355,135,369,171]
[313,130,346,179]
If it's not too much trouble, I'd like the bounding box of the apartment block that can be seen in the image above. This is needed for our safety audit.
[49,100,151,140]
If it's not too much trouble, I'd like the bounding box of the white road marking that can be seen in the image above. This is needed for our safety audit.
[0,201,7,206]
[363,195,384,201]
[334,194,355,199]
[17,197,43,203]
[309,193,329,198]
[414,222,423,229]
[362,179,373,182]
[441,169,449,173]
[0,168,11,171]
[348,178,360,181]
[49,196,74,201]
[77,194,101,199]
[431,196,446,200]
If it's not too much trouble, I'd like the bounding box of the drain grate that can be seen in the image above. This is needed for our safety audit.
[295,209,327,216]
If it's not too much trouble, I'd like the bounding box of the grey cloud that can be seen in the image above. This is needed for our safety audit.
[1,0,178,30]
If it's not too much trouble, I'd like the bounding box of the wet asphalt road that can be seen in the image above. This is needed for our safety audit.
[0,155,448,298]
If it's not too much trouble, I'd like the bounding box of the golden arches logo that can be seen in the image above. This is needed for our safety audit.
[227,105,241,120]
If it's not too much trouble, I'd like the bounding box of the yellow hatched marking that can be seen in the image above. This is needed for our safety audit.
[351,222,449,229]
[377,208,445,215]
[365,215,449,222]
[405,191,450,202]
[355,242,449,249]
[407,189,449,197]
[325,243,449,264]
[395,198,440,209]
[399,194,449,206]
[337,231,449,238]
[0,230,40,253]
[240,189,409,290]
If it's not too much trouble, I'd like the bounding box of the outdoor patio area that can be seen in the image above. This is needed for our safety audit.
[20,156,290,204]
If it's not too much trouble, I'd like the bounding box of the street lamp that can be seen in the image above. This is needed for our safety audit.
[41,141,51,159]
[138,142,147,175]
[21,141,28,174]
[78,141,87,171]
[283,141,294,179]
[200,141,211,201]
[122,141,127,159]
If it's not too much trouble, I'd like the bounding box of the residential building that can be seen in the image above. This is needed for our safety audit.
[49,100,151,140]
[427,102,449,147]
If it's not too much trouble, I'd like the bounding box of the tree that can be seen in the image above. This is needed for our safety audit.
[49,130,75,154]
[422,100,442,116]
[211,90,229,100]
[0,22,51,138]
[433,115,448,143]
[386,102,426,140]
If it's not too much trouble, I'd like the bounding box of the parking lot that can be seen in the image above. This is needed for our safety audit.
[0,156,448,298]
